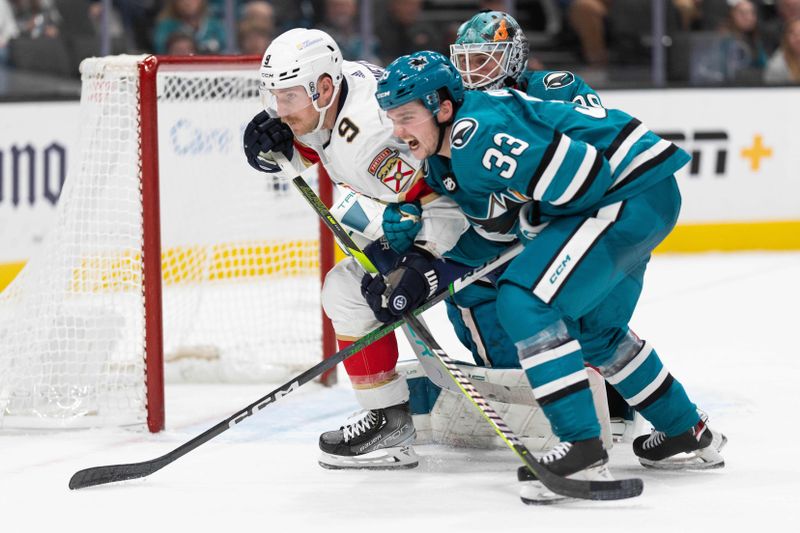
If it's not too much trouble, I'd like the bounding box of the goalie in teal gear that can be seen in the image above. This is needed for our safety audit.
[373,50,727,503]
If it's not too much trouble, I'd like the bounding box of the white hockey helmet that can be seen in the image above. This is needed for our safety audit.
[259,28,344,132]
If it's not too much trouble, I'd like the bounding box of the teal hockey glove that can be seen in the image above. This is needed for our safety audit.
[517,201,549,243]
[382,202,422,254]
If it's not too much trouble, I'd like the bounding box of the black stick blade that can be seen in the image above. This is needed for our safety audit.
[586,477,644,500]
[69,458,168,490]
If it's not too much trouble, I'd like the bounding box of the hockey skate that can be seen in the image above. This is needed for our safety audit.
[517,438,614,505]
[633,412,727,470]
[319,403,419,470]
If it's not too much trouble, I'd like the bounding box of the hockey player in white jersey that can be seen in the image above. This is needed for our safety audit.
[242,28,470,469]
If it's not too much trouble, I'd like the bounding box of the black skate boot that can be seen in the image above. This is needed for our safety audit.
[318,403,418,470]
[633,412,727,470]
[517,438,613,505]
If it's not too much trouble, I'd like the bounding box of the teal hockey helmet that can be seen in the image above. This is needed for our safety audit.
[450,11,529,90]
[375,51,464,118]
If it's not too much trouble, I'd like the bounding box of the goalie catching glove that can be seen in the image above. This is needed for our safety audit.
[243,110,295,173]
[361,251,439,323]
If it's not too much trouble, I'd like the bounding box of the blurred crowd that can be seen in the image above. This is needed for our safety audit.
[1,0,799,95]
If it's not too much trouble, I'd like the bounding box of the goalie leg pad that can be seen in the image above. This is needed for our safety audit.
[399,361,612,451]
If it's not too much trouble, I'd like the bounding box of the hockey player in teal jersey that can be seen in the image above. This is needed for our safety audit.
[386,10,605,373]
[369,51,727,503]
[386,10,636,442]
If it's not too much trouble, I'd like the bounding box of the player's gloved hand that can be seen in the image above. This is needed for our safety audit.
[382,202,422,254]
[517,201,549,243]
[363,237,401,276]
[243,110,295,173]
[360,251,439,324]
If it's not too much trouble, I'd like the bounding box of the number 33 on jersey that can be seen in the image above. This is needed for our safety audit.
[437,88,690,242]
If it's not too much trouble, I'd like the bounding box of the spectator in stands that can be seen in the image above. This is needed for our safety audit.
[237,18,272,55]
[240,0,275,34]
[165,30,197,54]
[560,0,611,65]
[9,0,61,39]
[318,0,377,62]
[269,0,314,30]
[763,0,800,52]
[764,17,800,82]
[0,0,20,65]
[691,0,768,82]
[671,0,704,30]
[153,0,227,54]
[375,0,442,66]
[721,0,768,74]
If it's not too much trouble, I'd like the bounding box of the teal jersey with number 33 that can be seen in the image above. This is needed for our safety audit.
[426,88,690,247]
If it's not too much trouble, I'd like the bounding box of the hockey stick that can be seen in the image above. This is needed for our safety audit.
[275,154,461,392]
[68,241,523,490]
[277,156,643,501]
[403,314,643,501]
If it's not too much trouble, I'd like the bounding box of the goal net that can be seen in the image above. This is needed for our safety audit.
[0,55,334,432]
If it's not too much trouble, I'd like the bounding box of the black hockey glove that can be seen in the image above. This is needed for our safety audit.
[361,251,439,324]
[243,110,295,173]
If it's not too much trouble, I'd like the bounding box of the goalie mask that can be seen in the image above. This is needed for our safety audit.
[449,11,529,90]
[259,28,343,133]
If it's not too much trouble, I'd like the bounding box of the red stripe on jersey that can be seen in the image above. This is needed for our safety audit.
[294,140,320,165]
[402,175,434,202]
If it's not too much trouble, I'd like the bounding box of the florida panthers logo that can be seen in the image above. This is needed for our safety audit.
[375,154,415,193]
[543,71,575,90]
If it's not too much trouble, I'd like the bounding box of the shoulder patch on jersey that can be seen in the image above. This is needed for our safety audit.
[451,118,479,150]
[368,148,395,175]
[543,71,575,90]
[375,152,416,193]
[442,173,459,193]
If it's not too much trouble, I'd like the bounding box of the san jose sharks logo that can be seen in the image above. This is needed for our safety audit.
[466,191,527,236]
[543,71,575,90]
[409,56,429,71]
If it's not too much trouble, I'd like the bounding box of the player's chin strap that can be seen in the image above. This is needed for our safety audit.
[311,84,341,133]
[434,113,454,154]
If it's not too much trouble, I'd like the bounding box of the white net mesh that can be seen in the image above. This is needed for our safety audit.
[0,56,324,429]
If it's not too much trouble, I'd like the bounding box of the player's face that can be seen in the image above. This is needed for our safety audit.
[787,20,800,55]
[262,86,319,135]
[386,101,440,159]
[454,50,504,87]
[450,42,509,89]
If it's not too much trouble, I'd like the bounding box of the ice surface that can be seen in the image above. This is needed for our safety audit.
[2,252,799,531]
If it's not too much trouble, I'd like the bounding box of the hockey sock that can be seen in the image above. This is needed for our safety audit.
[603,338,699,436]
[517,333,601,442]
[339,333,400,387]
[497,283,600,442]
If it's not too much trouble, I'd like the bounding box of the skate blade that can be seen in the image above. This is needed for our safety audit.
[319,445,419,470]
[640,433,727,471]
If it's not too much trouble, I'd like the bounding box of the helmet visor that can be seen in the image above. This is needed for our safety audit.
[450,42,510,89]
[260,85,316,118]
